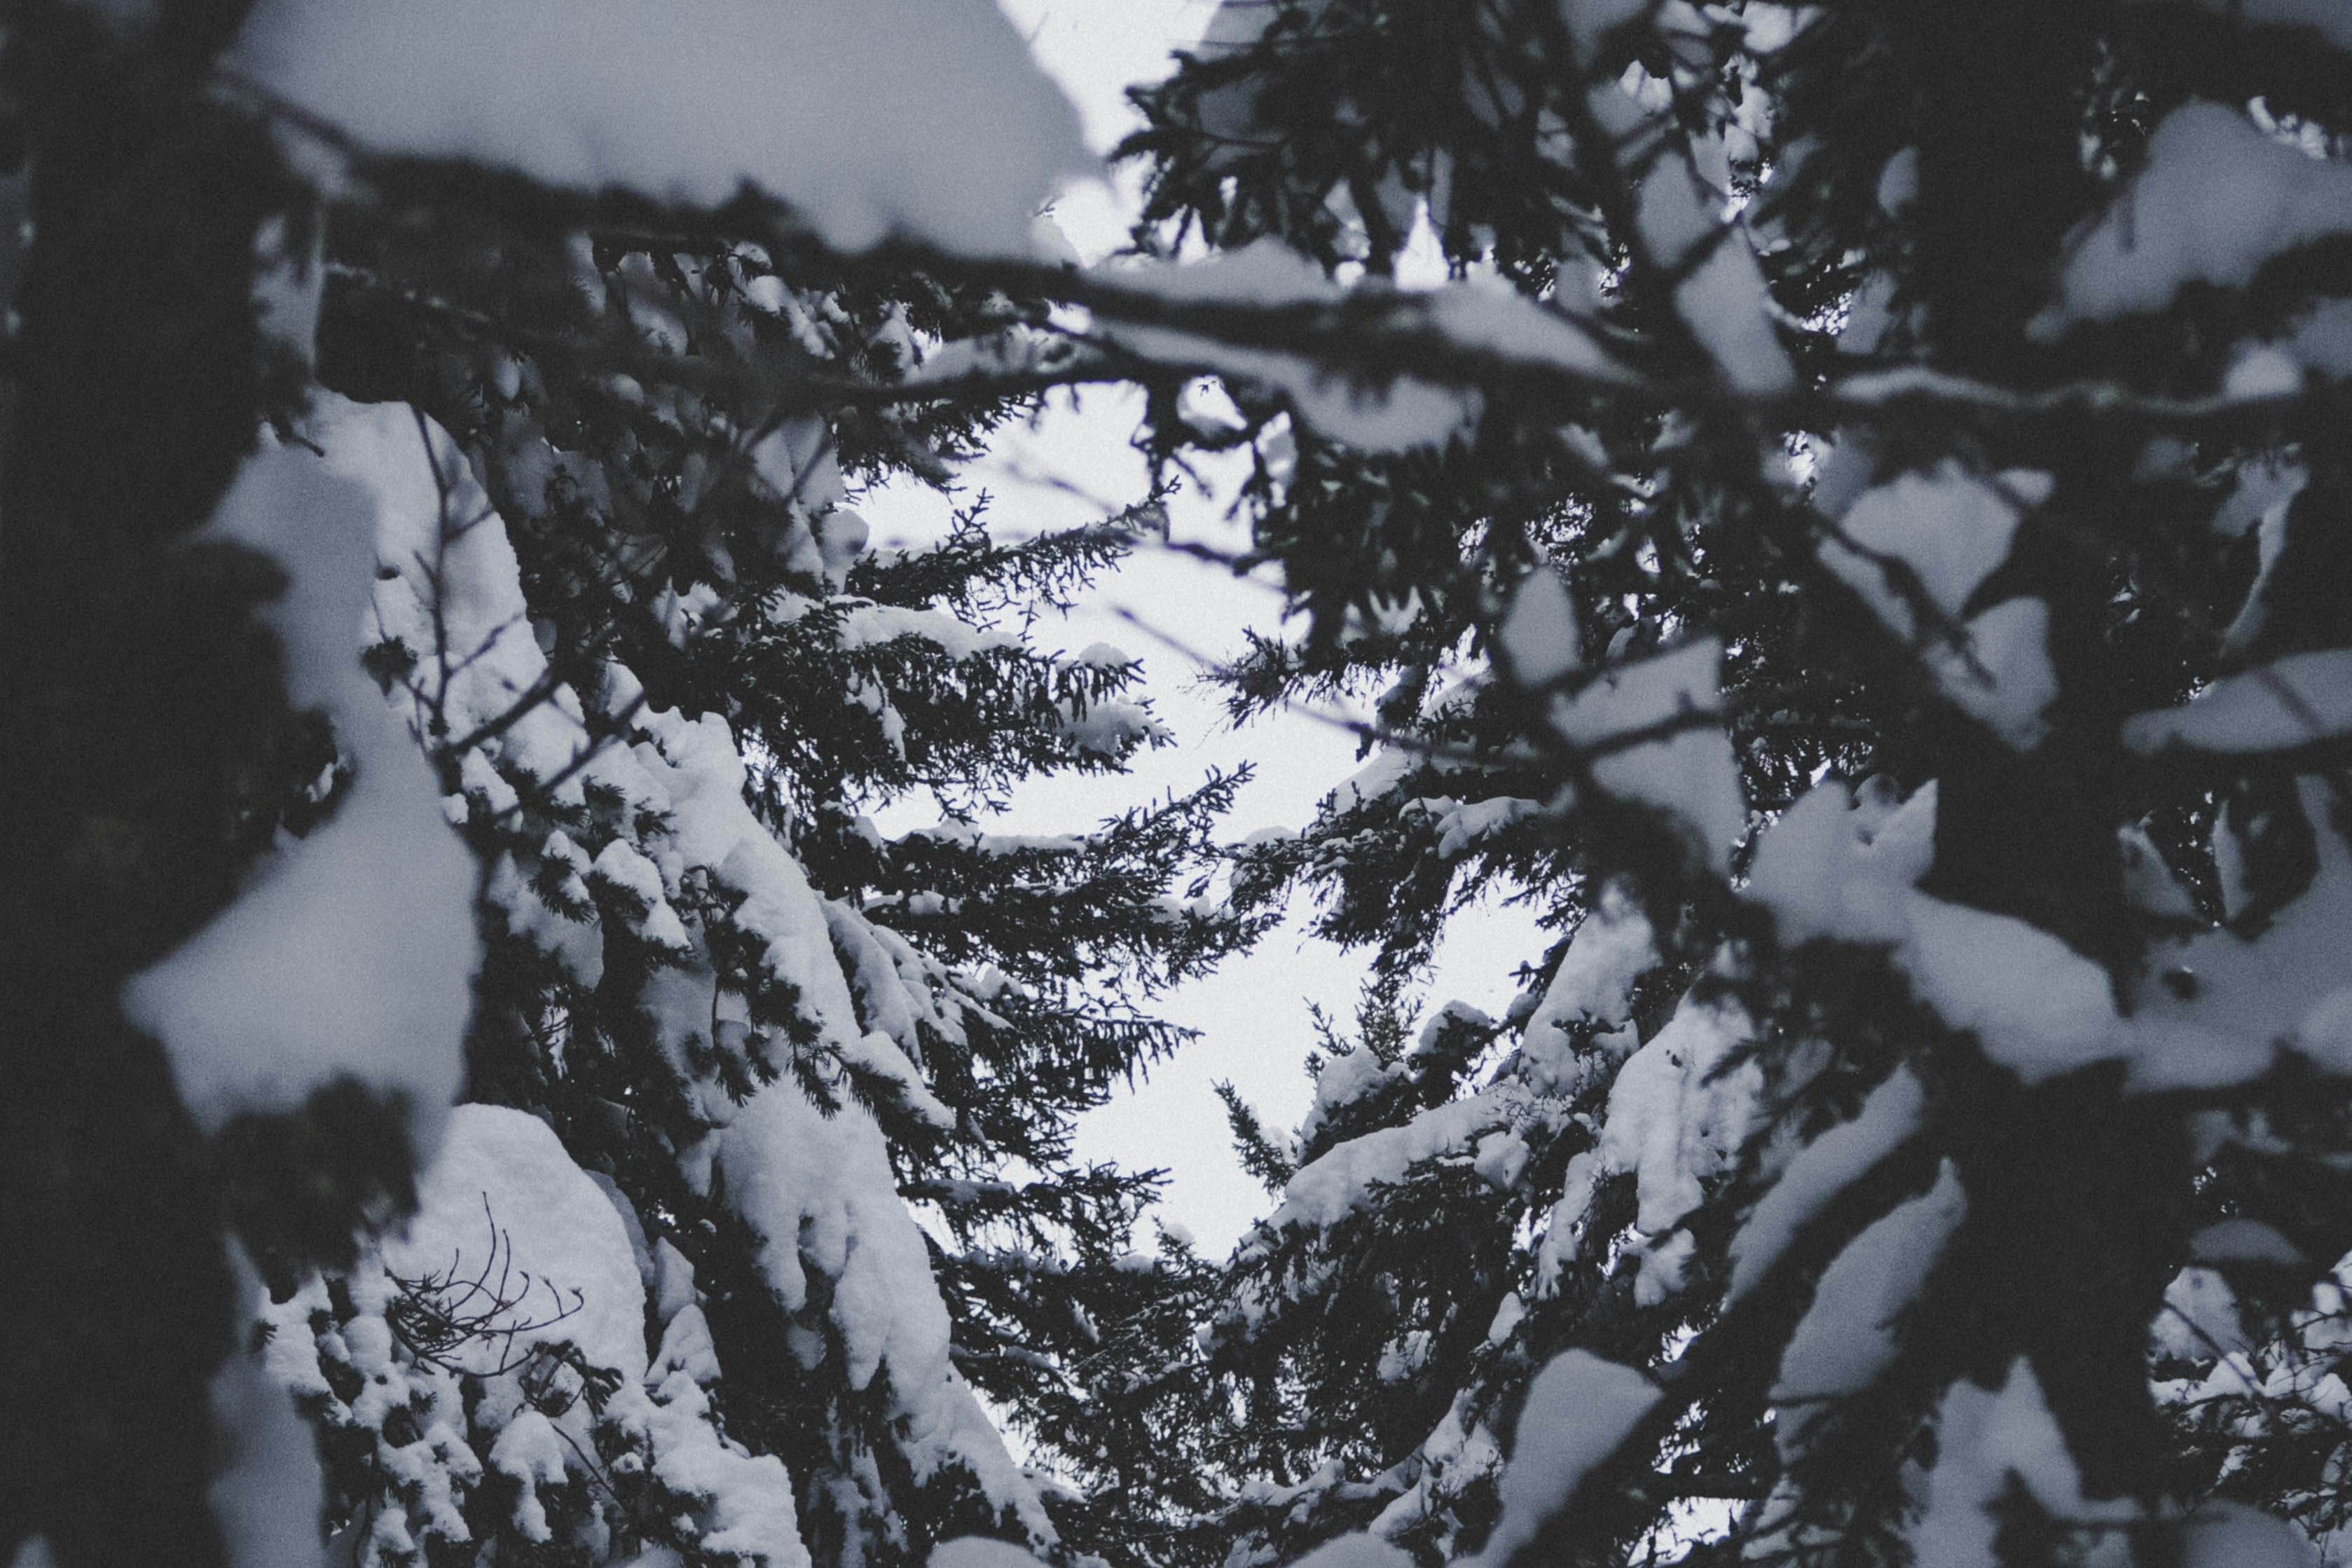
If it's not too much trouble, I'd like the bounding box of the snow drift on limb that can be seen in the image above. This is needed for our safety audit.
[228,0,1090,256]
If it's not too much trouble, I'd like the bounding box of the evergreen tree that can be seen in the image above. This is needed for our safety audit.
[294,205,1270,1567]
[27,4,2352,1568]
[1110,5,2352,1568]
[1,5,1252,1566]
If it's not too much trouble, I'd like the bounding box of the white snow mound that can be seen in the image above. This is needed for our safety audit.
[230,0,1092,257]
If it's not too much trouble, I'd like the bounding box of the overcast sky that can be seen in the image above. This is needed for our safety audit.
[856,0,1549,1251]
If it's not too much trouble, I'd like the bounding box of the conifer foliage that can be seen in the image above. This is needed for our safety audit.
[1114,5,2352,1568]
[1,5,1244,1567]
[21,3,2352,1568]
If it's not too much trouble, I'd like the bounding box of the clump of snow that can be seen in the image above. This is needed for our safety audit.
[1728,1067,1926,1301]
[1822,465,2047,631]
[2047,102,2352,327]
[2134,779,2352,1086]
[2124,649,2352,754]
[1747,780,2152,1083]
[655,1303,723,1385]
[210,1251,327,1568]
[2181,1502,2320,1568]
[1499,566,1581,687]
[1475,1129,1532,1192]
[1099,243,1617,382]
[2217,467,2304,656]
[1923,596,2058,749]
[1093,245,1623,451]
[1595,995,1758,1236]
[1473,1350,1658,1568]
[832,603,1025,661]
[1300,1047,1405,1146]
[1576,41,1792,395]
[1057,694,1171,757]
[752,414,844,519]
[1517,881,1656,1096]
[228,0,1091,257]
[264,1096,815,1567]
[1415,1000,1498,1059]
[252,210,324,369]
[389,1104,651,1382]
[488,846,603,986]
[720,1082,1050,1539]
[2250,299,2352,386]
[1115,318,1483,452]
[354,394,612,812]
[1755,773,2352,1090]
[2154,1266,2247,1362]
[1908,1361,2136,1568]
[1534,1152,1603,1293]
[2191,1218,2305,1267]
[1270,1088,1532,1234]
[1632,1228,1698,1307]
[653,710,870,1053]
[488,1410,569,1542]
[1417,280,1621,382]
[1534,884,1656,1027]
[931,1541,1051,1568]
[1776,1161,1966,1445]
[628,1370,809,1566]
[1550,640,1747,872]
[1744,778,1937,949]
[1101,239,1343,308]
[1368,1391,1506,1543]
[1328,746,1419,816]
[2225,344,2305,399]
[1485,1293,1527,1347]
[123,427,476,1141]
[594,838,692,949]
[1821,466,2058,745]
[724,1072,936,1363]
[1405,795,1543,860]
[2215,453,2309,542]
[1899,895,2122,1074]
[839,1028,956,1130]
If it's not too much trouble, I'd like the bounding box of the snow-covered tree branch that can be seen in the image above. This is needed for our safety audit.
[18,4,2352,1568]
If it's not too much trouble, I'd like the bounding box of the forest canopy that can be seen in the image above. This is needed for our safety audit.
[9,4,2352,1568]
